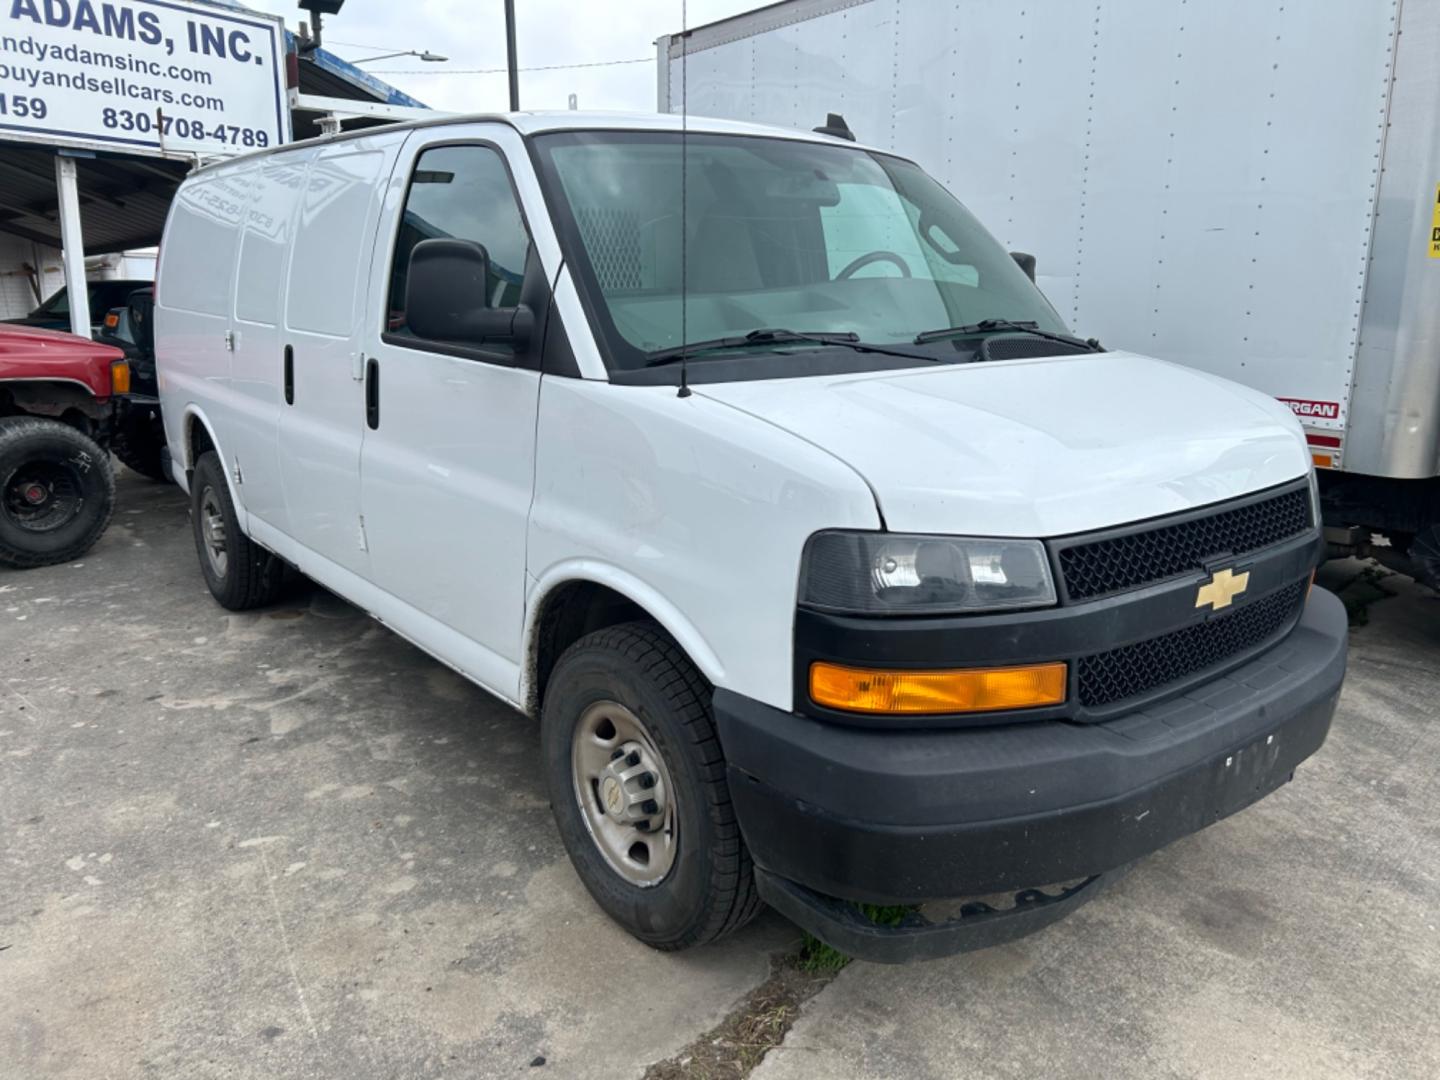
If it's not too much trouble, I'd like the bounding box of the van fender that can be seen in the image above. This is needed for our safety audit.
[180,404,248,532]
[522,559,727,710]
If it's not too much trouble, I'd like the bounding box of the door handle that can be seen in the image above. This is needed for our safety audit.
[283,345,294,405]
[365,357,380,430]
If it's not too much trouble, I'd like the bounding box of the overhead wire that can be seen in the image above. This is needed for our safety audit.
[362,57,654,75]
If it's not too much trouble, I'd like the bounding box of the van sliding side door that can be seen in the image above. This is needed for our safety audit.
[275,134,406,577]
[356,125,548,702]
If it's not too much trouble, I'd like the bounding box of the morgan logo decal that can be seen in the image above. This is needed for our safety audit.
[1278,398,1340,420]
[1430,182,1440,259]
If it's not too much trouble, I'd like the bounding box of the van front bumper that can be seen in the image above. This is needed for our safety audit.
[715,587,1347,962]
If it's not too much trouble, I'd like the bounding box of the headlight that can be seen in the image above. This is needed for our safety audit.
[800,531,1057,615]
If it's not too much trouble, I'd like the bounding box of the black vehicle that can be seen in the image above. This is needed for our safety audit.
[4,280,153,335]
[97,288,168,482]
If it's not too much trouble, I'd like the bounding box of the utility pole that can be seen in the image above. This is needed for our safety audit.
[504,0,519,110]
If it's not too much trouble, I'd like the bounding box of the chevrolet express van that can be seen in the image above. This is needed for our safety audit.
[155,113,1347,962]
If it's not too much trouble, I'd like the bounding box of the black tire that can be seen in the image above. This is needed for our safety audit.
[190,451,286,610]
[1409,525,1440,596]
[112,405,168,481]
[541,621,763,951]
[0,416,115,570]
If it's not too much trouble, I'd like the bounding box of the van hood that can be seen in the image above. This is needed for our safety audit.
[696,351,1310,537]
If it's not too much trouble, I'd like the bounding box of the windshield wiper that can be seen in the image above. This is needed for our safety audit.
[646,329,860,366]
[913,318,1102,351]
[646,328,938,367]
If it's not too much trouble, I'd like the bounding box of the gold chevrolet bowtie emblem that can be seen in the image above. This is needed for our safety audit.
[1196,567,1250,611]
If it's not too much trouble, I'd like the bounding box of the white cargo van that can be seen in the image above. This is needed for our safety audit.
[155,112,1345,962]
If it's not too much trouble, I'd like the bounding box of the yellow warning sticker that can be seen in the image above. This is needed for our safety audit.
[1431,183,1440,258]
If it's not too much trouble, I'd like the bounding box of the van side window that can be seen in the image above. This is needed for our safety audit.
[160,171,250,317]
[386,145,532,349]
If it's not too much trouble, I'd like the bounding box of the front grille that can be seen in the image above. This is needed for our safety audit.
[1059,487,1311,601]
[1077,580,1307,708]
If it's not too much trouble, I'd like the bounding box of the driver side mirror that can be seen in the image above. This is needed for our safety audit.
[405,238,533,350]
[1010,251,1037,282]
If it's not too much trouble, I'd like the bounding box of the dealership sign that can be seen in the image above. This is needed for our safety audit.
[0,0,288,158]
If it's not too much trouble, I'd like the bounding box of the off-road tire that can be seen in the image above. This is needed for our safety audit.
[190,451,286,610]
[0,416,115,569]
[112,406,168,481]
[541,621,764,951]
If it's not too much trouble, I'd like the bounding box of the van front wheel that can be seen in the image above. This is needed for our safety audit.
[190,451,286,610]
[541,621,763,950]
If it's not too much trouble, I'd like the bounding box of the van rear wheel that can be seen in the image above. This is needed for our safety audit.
[190,451,286,610]
[541,621,763,951]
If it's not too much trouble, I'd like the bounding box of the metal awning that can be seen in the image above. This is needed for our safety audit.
[0,34,426,253]
[0,147,190,253]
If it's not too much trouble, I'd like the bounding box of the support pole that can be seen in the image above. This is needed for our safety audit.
[504,0,519,111]
[54,154,89,338]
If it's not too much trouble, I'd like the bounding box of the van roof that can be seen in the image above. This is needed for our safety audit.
[189,110,884,176]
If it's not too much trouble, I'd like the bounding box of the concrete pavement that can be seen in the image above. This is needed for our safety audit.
[0,473,796,1079]
[2,471,1437,1079]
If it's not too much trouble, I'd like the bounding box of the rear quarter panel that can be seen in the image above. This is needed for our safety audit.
[154,162,256,487]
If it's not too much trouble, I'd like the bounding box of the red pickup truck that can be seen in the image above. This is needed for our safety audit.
[0,324,132,568]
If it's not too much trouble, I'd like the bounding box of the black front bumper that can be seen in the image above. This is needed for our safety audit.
[717,587,1347,961]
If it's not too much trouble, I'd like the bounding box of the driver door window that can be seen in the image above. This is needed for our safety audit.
[386,144,532,353]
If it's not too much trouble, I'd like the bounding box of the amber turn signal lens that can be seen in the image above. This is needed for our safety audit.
[109,360,131,395]
[810,661,1067,715]
[103,312,120,329]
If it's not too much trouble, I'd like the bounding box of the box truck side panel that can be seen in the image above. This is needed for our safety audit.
[665,0,1397,439]
[671,0,903,154]
[1093,0,1396,441]
[891,1,1095,322]
[662,0,879,132]
[1349,0,1440,479]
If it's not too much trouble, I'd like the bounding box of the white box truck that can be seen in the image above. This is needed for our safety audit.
[155,110,1345,962]
[659,0,1440,589]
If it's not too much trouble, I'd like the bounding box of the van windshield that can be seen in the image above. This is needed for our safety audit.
[531,130,1067,377]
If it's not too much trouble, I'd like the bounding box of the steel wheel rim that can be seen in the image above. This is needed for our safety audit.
[199,486,228,578]
[2,461,83,533]
[570,700,678,886]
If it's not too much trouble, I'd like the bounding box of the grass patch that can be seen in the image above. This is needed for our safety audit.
[796,903,914,972]
[642,951,835,1080]
[643,905,917,1077]
[796,934,851,972]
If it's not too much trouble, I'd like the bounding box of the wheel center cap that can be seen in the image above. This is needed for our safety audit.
[601,776,624,816]
[22,483,47,505]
